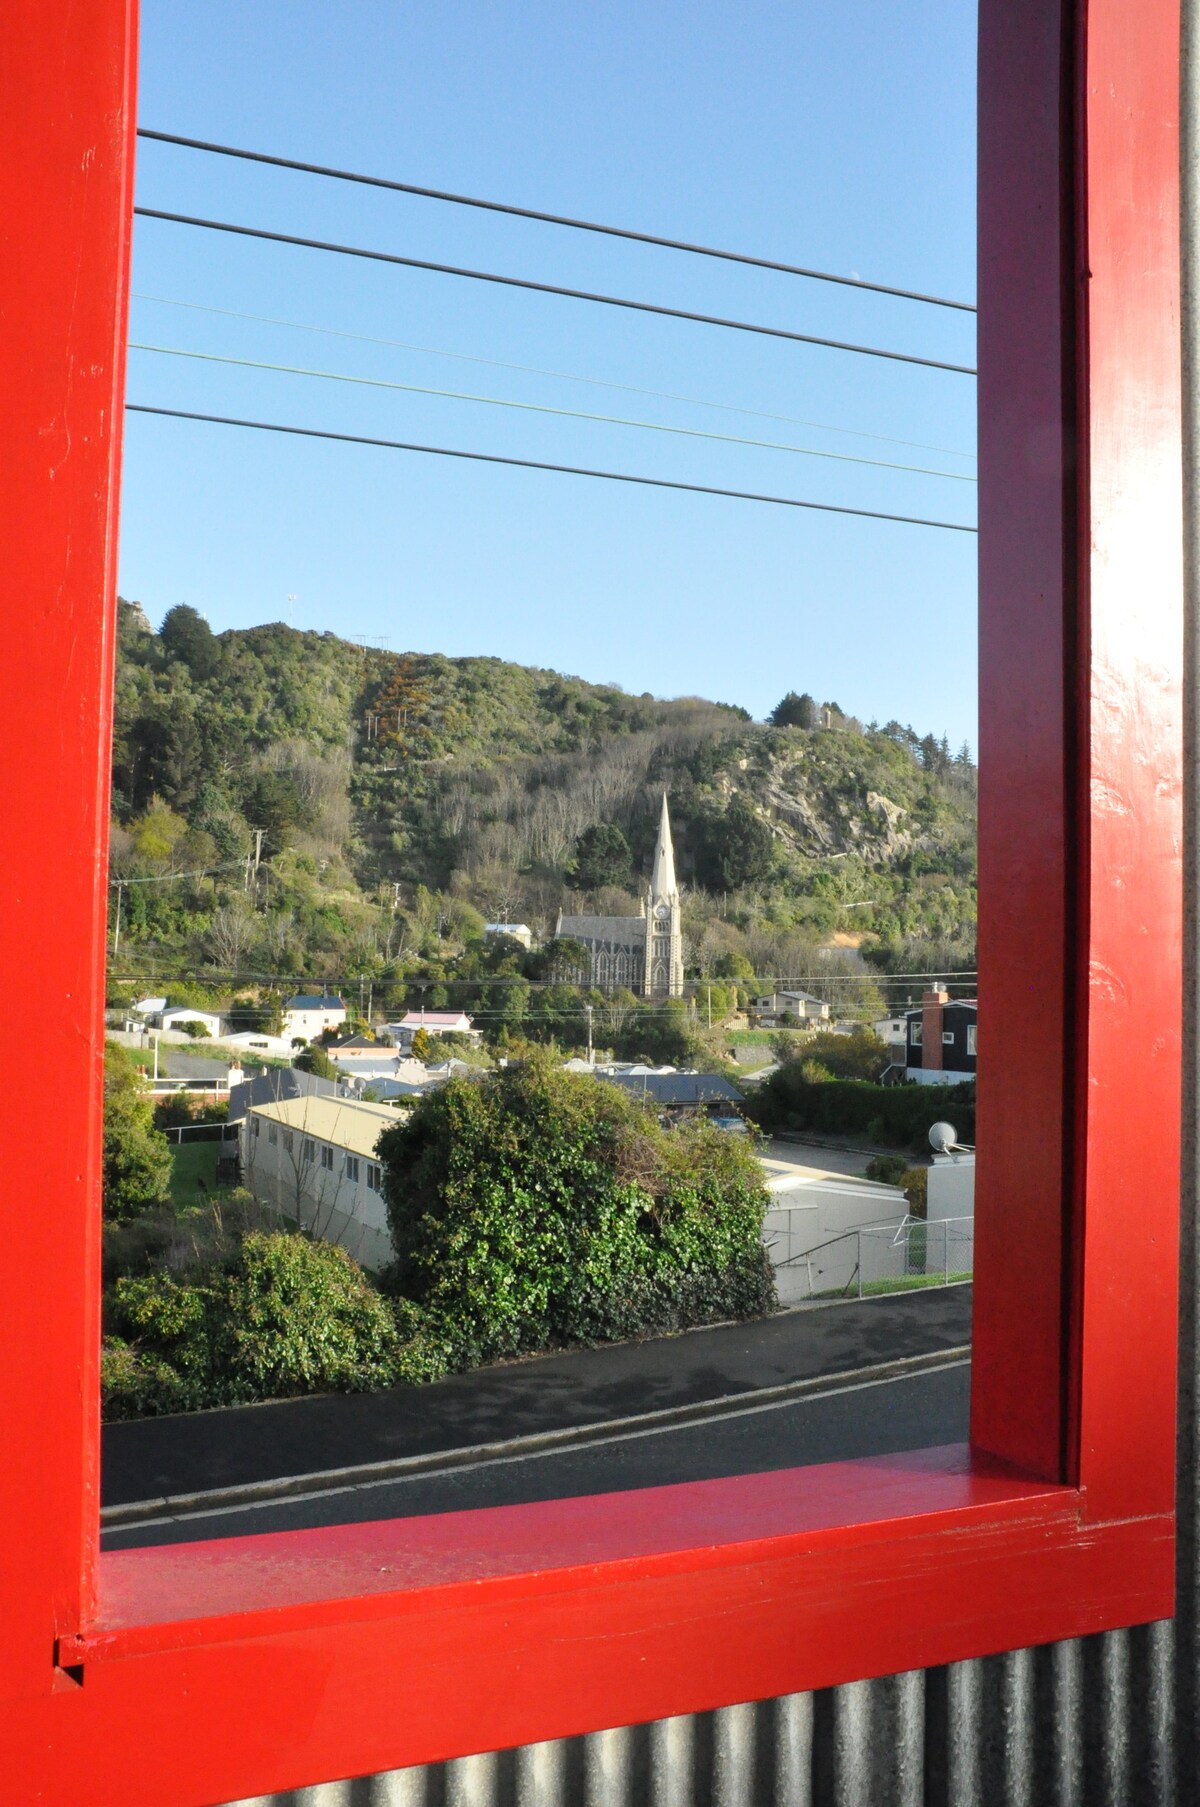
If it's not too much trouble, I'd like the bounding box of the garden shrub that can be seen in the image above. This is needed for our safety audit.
[101,1230,405,1418]
[864,1153,909,1187]
[376,1051,775,1368]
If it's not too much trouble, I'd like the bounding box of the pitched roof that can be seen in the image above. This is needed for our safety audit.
[398,1011,472,1028]
[284,994,346,1011]
[247,1094,401,1158]
[600,1072,742,1105]
[227,1066,340,1121]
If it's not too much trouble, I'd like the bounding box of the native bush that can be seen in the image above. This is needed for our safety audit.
[376,1052,775,1367]
[101,1230,403,1418]
[103,1041,172,1221]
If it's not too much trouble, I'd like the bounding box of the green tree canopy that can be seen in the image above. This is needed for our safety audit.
[160,604,219,680]
[569,822,632,889]
[769,691,819,729]
[103,1041,172,1221]
[294,1041,339,1078]
[693,798,775,891]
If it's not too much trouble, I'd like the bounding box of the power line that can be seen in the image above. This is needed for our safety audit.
[126,403,978,533]
[133,294,978,461]
[136,128,977,315]
[130,343,975,483]
[134,209,978,378]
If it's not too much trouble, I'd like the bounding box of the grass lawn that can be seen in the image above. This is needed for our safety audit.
[814,1271,972,1300]
[168,1139,237,1209]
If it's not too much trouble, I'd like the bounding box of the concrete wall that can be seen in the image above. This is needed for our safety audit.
[927,1155,976,1222]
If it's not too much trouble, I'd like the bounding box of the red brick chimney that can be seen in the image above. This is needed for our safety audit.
[922,987,949,1069]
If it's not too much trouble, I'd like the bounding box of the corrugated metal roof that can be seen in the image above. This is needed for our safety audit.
[248,1095,402,1158]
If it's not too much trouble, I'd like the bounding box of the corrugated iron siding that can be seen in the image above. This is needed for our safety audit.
[223,13,1200,1805]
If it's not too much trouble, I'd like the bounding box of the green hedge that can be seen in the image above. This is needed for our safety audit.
[101,1231,404,1419]
[747,1069,975,1151]
[377,1053,776,1367]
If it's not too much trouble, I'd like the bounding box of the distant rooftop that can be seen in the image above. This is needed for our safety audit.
[284,993,346,1010]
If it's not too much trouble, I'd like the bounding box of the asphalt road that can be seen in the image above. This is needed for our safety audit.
[103,1358,970,1550]
[103,1287,973,1508]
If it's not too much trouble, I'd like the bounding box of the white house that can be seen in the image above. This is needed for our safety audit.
[217,1030,298,1060]
[153,1007,224,1037]
[241,1094,400,1272]
[484,922,534,951]
[752,989,831,1026]
[386,1010,479,1052]
[131,995,167,1017]
[281,993,348,1043]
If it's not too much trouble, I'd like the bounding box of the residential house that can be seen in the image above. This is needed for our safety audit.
[386,1009,480,1052]
[752,989,831,1026]
[281,992,348,1043]
[240,1094,400,1272]
[903,988,977,1084]
[152,1006,224,1037]
[217,1030,300,1060]
[484,922,534,950]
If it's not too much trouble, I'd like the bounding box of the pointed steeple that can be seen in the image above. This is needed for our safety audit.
[650,791,678,900]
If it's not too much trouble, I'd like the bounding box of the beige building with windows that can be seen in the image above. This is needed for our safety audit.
[240,1093,401,1272]
[556,792,684,998]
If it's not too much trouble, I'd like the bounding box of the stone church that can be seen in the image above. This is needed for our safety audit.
[556,793,684,998]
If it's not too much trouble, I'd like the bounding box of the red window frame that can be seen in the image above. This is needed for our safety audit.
[0,1,1182,1801]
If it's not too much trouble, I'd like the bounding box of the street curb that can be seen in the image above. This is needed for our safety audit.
[101,1343,971,1529]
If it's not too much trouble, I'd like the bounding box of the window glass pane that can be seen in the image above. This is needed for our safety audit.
[103,1,977,1549]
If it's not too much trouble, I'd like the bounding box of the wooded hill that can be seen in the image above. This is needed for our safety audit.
[108,602,977,1007]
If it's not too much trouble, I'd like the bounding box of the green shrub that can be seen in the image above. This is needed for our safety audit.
[104,1041,172,1220]
[864,1153,909,1186]
[102,1230,403,1418]
[376,1051,775,1368]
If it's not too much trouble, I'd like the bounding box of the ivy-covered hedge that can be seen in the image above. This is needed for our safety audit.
[377,1053,775,1366]
[746,1069,976,1151]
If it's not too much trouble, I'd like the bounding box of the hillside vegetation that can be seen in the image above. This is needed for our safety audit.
[108,602,976,1038]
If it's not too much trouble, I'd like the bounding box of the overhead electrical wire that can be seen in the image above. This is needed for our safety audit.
[136,128,977,315]
[130,342,976,482]
[126,403,978,534]
[132,295,978,462]
[134,208,978,377]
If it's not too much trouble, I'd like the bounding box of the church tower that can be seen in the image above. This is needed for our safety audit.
[643,792,684,998]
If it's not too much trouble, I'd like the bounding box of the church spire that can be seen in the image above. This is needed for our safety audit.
[650,791,678,899]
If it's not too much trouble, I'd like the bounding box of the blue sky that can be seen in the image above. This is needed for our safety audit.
[121,1,978,744]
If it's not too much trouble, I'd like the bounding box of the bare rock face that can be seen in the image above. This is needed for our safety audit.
[717,751,920,865]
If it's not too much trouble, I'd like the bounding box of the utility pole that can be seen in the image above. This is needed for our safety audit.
[585,1002,594,1066]
[112,879,124,956]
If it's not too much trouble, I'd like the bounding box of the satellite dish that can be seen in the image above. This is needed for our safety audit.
[929,1120,958,1154]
